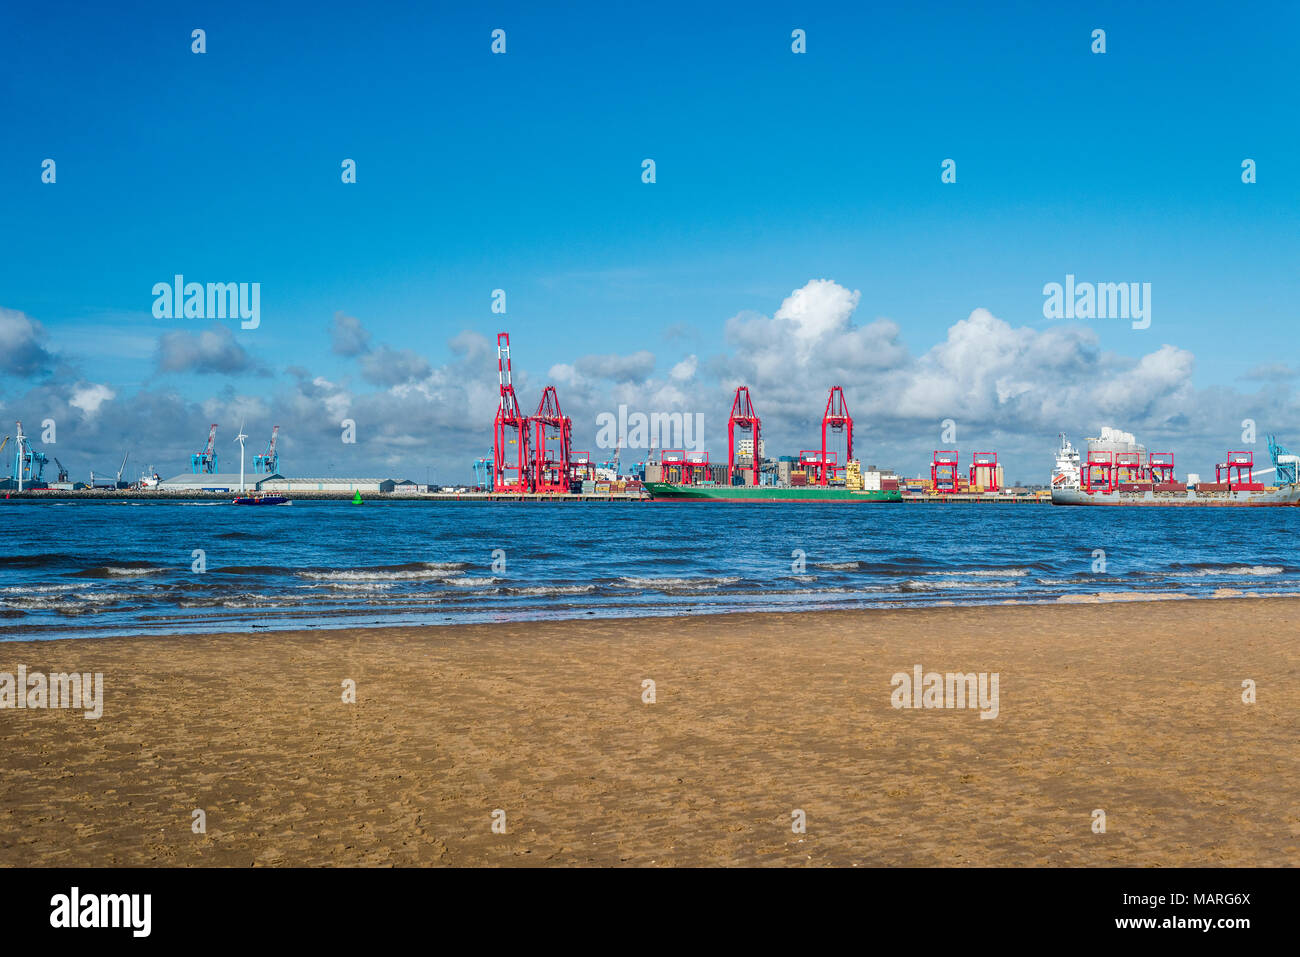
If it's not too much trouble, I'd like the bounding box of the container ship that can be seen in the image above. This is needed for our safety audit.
[644,480,902,502]
[646,450,903,502]
[1050,429,1300,506]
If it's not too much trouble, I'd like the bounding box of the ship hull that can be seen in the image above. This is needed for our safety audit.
[1051,485,1300,507]
[645,483,902,502]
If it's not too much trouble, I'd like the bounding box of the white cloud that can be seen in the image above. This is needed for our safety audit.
[69,383,116,416]
[669,355,698,381]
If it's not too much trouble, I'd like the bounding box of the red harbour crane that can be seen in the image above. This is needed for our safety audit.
[661,449,709,485]
[492,333,533,492]
[726,386,761,487]
[1147,452,1175,484]
[969,451,1000,492]
[931,450,959,491]
[818,386,853,486]
[1216,451,1259,489]
[1082,450,1115,492]
[532,386,573,493]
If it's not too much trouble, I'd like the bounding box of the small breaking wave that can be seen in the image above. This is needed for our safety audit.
[1164,565,1283,578]
[927,568,1031,578]
[504,584,597,596]
[618,576,742,591]
[297,562,469,582]
[73,563,165,578]
[900,579,1018,591]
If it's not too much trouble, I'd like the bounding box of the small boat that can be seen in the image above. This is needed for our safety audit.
[231,493,290,506]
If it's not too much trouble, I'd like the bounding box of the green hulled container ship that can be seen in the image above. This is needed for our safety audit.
[644,483,902,502]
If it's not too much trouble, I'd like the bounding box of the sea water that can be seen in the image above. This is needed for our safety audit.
[1,500,1297,640]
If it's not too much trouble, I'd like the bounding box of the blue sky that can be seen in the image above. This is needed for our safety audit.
[1,1,1297,483]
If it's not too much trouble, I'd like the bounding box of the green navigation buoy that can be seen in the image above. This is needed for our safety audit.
[352,490,362,504]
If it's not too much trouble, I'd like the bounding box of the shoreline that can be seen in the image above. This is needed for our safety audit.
[2,590,1293,645]
[2,599,1296,866]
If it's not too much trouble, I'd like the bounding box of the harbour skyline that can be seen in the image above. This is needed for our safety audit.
[2,1,1298,483]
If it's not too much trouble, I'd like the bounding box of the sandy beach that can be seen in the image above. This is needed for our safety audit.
[1,598,1296,867]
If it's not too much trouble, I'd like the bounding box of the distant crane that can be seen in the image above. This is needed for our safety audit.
[115,452,129,488]
[53,457,69,483]
[191,424,219,474]
[234,421,249,493]
[1268,434,1299,485]
[12,421,47,490]
[254,425,280,474]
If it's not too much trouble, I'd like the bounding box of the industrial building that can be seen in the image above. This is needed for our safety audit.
[257,477,401,493]
[157,473,286,493]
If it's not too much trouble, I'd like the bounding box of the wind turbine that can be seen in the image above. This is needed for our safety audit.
[235,419,248,493]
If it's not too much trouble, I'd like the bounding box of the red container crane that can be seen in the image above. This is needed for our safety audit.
[661,449,709,485]
[969,451,999,491]
[1216,451,1258,489]
[1083,450,1116,492]
[1147,452,1175,484]
[931,450,959,491]
[568,451,594,484]
[532,386,572,493]
[726,386,761,487]
[818,387,853,486]
[492,332,532,492]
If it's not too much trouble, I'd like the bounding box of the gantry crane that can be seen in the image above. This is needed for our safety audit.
[532,386,573,493]
[726,386,761,486]
[254,425,280,473]
[492,333,532,492]
[191,424,219,474]
[816,386,853,485]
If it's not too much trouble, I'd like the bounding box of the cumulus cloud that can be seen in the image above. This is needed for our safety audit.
[0,307,54,377]
[69,383,117,416]
[669,355,698,381]
[699,279,1263,480]
[572,350,656,384]
[331,312,371,356]
[1241,362,1297,383]
[359,345,432,386]
[157,323,258,374]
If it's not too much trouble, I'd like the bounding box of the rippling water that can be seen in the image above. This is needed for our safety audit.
[2,500,1298,640]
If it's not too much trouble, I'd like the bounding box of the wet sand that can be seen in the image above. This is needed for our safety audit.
[1,598,1296,866]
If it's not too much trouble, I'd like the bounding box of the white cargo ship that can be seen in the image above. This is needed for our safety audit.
[1050,430,1300,507]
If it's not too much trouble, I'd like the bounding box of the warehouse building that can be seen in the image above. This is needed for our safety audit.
[257,477,398,493]
[157,473,284,492]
